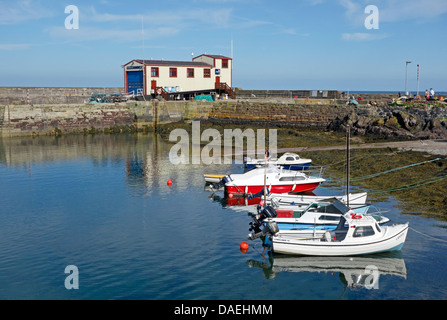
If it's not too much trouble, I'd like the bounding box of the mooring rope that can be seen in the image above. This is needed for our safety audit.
[326,151,399,168]
[350,157,444,181]
[410,227,447,244]
[369,174,447,194]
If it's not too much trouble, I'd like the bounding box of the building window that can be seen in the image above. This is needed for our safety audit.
[170,68,177,78]
[151,67,159,77]
[222,59,229,68]
[204,69,211,78]
[187,68,195,78]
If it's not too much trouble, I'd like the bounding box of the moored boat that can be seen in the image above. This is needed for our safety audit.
[266,192,368,210]
[204,174,227,184]
[244,152,312,170]
[251,210,408,256]
[223,165,325,195]
[248,199,389,240]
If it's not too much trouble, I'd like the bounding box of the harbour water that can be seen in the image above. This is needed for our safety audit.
[1,134,447,300]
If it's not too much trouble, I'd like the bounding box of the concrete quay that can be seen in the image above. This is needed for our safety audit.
[1,98,446,144]
[0,87,124,105]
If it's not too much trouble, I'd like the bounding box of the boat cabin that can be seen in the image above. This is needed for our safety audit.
[324,213,383,243]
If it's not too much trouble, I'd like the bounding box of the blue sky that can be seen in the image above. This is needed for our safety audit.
[0,0,446,91]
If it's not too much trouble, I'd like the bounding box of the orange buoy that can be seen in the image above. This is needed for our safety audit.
[167,180,172,186]
[228,193,233,198]
[240,241,249,253]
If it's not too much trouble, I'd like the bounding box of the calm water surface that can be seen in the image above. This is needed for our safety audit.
[0,134,446,300]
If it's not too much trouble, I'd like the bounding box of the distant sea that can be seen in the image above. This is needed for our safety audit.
[347,90,447,95]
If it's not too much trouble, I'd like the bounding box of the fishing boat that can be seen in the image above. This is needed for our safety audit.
[252,210,408,256]
[222,165,325,195]
[244,152,312,170]
[270,199,389,234]
[215,192,367,214]
[266,192,368,210]
[248,199,390,241]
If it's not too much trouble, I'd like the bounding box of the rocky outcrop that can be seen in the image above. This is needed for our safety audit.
[327,104,447,140]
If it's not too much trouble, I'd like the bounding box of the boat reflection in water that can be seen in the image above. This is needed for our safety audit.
[246,251,407,292]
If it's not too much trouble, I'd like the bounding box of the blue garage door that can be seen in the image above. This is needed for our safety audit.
[127,71,143,94]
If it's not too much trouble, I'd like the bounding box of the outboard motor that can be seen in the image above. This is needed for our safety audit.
[212,175,231,190]
[247,187,270,200]
[248,205,279,241]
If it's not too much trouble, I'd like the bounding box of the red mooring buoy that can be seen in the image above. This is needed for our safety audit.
[240,241,249,253]
[167,180,173,186]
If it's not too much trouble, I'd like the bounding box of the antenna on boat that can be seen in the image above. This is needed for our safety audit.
[346,125,350,208]
[263,149,273,207]
[141,15,146,101]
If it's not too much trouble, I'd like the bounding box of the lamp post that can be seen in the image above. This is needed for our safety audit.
[417,64,420,97]
[405,61,412,96]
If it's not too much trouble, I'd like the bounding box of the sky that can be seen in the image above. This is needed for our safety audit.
[0,0,446,92]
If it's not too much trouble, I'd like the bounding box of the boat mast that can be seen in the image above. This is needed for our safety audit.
[264,149,268,207]
[346,125,350,208]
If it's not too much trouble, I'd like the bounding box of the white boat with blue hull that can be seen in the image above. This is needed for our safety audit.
[249,209,409,256]
[248,199,390,240]
[244,152,312,170]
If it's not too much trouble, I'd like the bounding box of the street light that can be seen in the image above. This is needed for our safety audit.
[405,61,412,96]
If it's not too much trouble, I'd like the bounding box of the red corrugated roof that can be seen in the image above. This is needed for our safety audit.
[124,59,212,68]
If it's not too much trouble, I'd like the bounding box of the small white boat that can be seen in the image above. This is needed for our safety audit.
[244,152,312,170]
[248,199,390,240]
[266,192,368,212]
[270,212,409,256]
[271,198,389,229]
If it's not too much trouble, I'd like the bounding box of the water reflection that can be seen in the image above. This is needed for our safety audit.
[0,134,236,196]
[247,251,407,293]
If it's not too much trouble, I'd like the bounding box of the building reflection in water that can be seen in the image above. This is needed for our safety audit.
[0,133,236,197]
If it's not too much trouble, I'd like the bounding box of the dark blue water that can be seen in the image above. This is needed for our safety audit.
[1,134,447,300]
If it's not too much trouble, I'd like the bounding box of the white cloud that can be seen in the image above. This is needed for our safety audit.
[338,0,363,17]
[304,0,325,5]
[88,7,233,29]
[44,7,236,43]
[47,26,179,43]
[377,0,447,22]
[0,43,33,50]
[342,32,390,41]
[0,0,54,25]
[338,0,447,24]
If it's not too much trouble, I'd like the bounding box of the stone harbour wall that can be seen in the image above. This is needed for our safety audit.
[0,87,124,105]
[1,99,447,139]
[0,103,134,136]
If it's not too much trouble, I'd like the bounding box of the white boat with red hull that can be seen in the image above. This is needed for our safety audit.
[221,165,325,196]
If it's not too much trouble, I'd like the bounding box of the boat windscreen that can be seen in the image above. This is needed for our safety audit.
[335,216,349,231]
[330,199,350,214]
[265,164,281,174]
